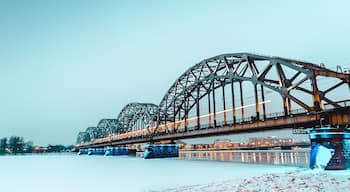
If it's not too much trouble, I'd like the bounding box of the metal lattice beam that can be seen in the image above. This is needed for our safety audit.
[76,53,350,145]
[76,131,91,144]
[96,119,118,136]
[85,127,102,141]
[116,103,158,133]
[156,53,350,134]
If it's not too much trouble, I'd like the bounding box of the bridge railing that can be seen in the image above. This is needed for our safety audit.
[79,106,350,146]
[88,109,309,145]
[183,108,309,132]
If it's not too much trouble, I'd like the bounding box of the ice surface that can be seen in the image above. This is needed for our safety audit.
[0,154,300,192]
[315,145,334,168]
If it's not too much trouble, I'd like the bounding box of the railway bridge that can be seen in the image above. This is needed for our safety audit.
[76,53,350,169]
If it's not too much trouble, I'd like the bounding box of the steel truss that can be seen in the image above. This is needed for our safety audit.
[96,119,118,137]
[77,53,350,143]
[156,53,350,134]
[85,127,101,141]
[76,131,91,144]
[116,102,158,133]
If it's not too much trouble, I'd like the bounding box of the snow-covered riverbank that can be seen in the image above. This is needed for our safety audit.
[154,169,350,192]
[0,154,300,192]
[4,153,346,192]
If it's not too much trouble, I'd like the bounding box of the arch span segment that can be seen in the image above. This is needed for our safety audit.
[157,53,350,133]
[116,103,158,133]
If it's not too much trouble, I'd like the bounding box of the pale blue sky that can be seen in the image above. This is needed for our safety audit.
[1,0,350,145]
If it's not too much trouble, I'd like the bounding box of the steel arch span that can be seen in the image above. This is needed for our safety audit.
[116,103,158,134]
[85,127,102,141]
[76,131,91,144]
[96,119,118,136]
[156,53,350,134]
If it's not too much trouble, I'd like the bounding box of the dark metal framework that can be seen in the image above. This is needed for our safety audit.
[85,127,101,141]
[76,53,350,145]
[76,103,158,142]
[97,119,118,136]
[76,131,91,144]
[116,103,158,133]
[156,53,350,134]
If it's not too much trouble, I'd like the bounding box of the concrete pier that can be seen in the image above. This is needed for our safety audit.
[309,128,350,170]
[144,144,179,159]
[104,146,129,156]
[88,148,105,155]
[78,148,88,155]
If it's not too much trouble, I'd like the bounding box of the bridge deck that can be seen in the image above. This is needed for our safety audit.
[78,107,350,148]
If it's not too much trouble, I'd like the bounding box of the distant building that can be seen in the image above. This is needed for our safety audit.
[33,145,48,153]
[179,137,295,151]
[182,143,213,151]
[214,139,240,150]
[247,136,293,148]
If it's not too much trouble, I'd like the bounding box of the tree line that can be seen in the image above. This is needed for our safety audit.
[0,136,30,154]
[0,136,75,155]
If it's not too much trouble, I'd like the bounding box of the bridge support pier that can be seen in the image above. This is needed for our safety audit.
[309,128,350,170]
[104,146,129,156]
[78,147,130,156]
[87,148,105,155]
[144,143,179,159]
[78,148,88,155]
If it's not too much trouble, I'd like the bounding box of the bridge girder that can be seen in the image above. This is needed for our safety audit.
[157,53,350,134]
[96,119,118,137]
[76,53,350,147]
[85,126,103,141]
[116,102,158,133]
[76,131,91,144]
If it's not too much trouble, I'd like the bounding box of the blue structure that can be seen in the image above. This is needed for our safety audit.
[78,148,89,155]
[104,146,129,156]
[78,147,129,156]
[87,148,105,155]
[309,128,350,170]
[144,144,179,159]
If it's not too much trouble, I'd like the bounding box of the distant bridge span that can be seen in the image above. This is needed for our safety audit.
[77,53,350,149]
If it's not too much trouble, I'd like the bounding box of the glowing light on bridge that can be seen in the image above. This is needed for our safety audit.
[77,52,350,154]
[176,99,272,122]
[105,100,273,141]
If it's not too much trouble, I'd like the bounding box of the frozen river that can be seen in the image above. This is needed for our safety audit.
[0,153,303,192]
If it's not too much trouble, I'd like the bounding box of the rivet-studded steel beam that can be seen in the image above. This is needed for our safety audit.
[76,53,350,147]
[76,132,91,144]
[97,119,118,137]
[156,53,350,135]
[116,102,158,134]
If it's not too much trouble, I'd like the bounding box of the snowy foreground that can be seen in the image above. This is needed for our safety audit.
[154,170,350,192]
[1,154,348,192]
